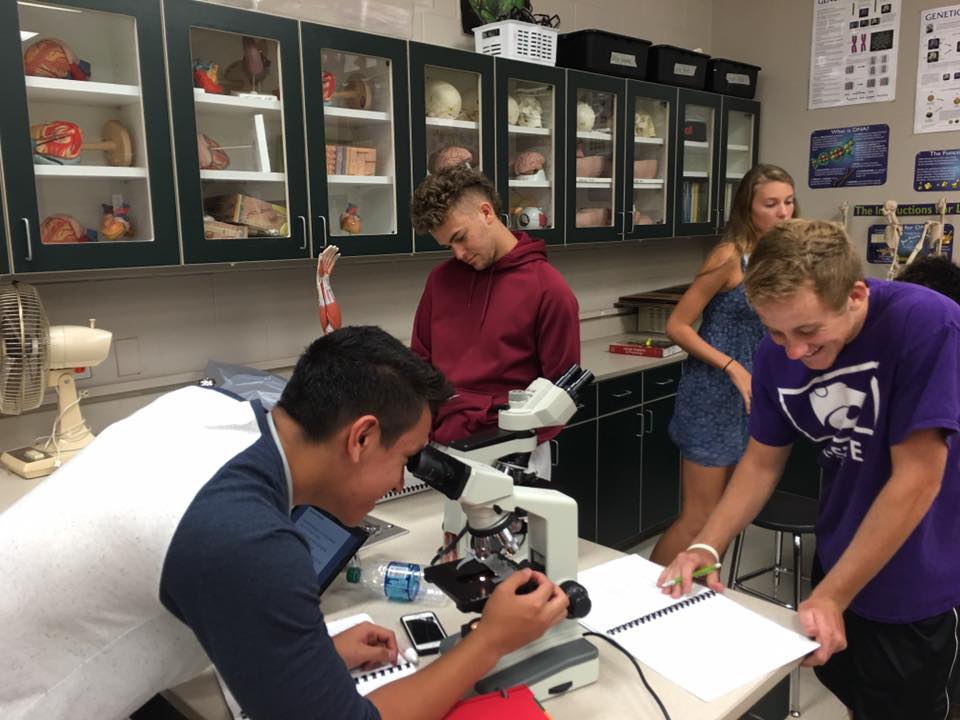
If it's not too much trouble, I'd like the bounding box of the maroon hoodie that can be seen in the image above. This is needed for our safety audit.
[412,232,580,445]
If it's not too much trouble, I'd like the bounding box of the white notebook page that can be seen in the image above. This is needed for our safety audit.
[578,554,819,702]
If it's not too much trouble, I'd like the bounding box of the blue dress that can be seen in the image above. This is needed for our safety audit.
[668,257,766,467]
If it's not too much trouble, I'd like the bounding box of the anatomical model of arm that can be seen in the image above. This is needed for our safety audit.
[316,244,342,334]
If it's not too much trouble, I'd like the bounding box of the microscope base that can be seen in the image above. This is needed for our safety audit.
[440,633,599,701]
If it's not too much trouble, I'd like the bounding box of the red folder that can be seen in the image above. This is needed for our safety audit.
[443,685,550,719]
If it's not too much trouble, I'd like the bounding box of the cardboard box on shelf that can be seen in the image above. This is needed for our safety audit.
[324,144,378,176]
[208,194,288,234]
[203,217,249,240]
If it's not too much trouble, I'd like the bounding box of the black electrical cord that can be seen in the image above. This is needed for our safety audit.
[429,525,468,566]
[581,631,671,720]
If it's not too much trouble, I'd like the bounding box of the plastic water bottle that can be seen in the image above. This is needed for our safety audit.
[347,559,448,604]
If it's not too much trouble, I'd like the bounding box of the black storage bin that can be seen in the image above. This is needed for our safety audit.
[647,45,709,89]
[556,29,651,80]
[707,58,761,98]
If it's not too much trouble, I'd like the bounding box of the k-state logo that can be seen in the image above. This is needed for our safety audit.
[778,362,881,462]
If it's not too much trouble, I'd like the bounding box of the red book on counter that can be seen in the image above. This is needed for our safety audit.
[443,685,550,719]
[608,337,682,358]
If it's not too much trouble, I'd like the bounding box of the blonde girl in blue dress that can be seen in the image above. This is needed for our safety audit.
[650,165,797,566]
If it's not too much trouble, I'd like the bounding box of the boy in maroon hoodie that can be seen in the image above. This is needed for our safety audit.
[410,166,580,480]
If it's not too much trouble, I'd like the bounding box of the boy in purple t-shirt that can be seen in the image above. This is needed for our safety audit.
[659,219,960,718]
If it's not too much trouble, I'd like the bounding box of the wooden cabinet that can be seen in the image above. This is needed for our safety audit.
[551,419,598,542]
[625,80,677,241]
[0,0,179,272]
[674,90,760,237]
[564,70,626,244]
[552,361,683,549]
[717,96,760,232]
[409,42,494,253]
[302,24,412,256]
[164,0,309,263]
[494,58,566,246]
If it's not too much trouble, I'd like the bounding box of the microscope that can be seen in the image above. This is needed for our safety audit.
[406,365,600,701]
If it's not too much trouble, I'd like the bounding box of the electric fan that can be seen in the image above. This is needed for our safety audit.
[0,282,112,479]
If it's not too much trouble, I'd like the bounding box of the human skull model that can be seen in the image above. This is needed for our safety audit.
[635,111,656,137]
[576,102,596,131]
[426,80,462,119]
[507,95,520,125]
[517,95,543,128]
[459,86,479,122]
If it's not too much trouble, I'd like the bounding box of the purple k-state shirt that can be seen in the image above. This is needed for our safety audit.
[749,279,960,623]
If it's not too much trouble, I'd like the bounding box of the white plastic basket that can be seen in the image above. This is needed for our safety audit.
[473,20,557,66]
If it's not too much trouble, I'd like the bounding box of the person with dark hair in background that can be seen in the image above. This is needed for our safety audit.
[650,164,798,566]
[897,253,960,304]
[409,165,580,481]
[897,253,960,720]
[0,326,570,720]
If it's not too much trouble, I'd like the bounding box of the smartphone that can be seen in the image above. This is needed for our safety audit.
[400,611,447,656]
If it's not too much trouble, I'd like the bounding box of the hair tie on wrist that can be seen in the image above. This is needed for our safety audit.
[722,358,734,371]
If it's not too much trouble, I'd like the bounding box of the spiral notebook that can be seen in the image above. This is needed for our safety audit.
[217,613,418,718]
[578,554,819,702]
[325,613,418,695]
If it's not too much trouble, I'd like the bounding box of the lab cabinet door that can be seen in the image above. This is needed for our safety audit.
[717,96,760,232]
[565,70,626,244]
[551,420,597,543]
[495,58,565,246]
[165,0,309,263]
[674,89,722,237]
[640,395,680,533]
[596,407,644,549]
[0,0,179,272]
[302,24,411,256]
[625,80,677,241]
[410,42,494,253]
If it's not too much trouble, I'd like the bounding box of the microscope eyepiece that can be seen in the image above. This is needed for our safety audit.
[406,445,472,501]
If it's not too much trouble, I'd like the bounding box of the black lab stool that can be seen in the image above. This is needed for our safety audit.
[728,491,819,717]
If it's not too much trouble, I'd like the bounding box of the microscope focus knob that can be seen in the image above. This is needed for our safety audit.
[560,580,592,619]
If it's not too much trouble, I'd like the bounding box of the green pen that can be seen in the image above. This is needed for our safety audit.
[660,563,722,588]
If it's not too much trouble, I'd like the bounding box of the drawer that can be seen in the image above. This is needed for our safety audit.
[643,361,682,402]
[568,382,597,424]
[598,371,644,415]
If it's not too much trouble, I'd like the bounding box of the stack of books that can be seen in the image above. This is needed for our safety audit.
[608,335,682,358]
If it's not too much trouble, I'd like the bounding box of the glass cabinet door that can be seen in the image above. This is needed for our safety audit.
[625,81,676,240]
[495,58,565,246]
[718,97,760,232]
[410,43,494,252]
[0,0,178,272]
[565,70,625,244]
[164,0,308,263]
[302,24,411,256]
[675,89,721,236]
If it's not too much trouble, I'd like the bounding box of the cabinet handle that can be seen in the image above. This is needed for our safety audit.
[550,439,560,467]
[629,210,636,234]
[645,409,654,434]
[610,389,633,399]
[616,210,625,234]
[318,215,328,248]
[22,218,34,262]
[634,410,645,437]
[297,215,307,251]
[500,213,511,228]
[655,378,675,386]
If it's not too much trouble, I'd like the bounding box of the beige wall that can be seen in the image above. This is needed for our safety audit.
[712,0,960,277]
[1,0,717,446]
